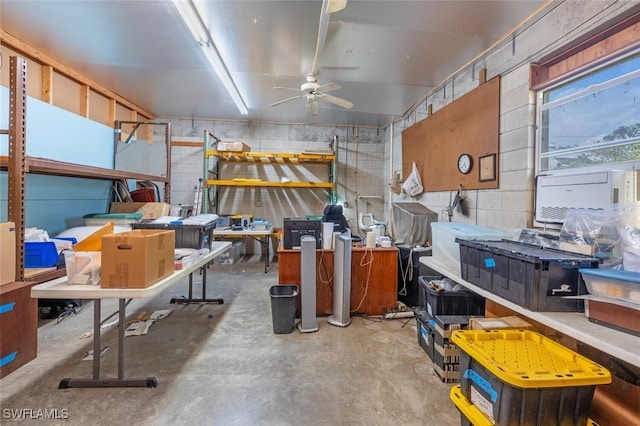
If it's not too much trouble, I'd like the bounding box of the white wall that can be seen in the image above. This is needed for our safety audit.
[388,0,639,235]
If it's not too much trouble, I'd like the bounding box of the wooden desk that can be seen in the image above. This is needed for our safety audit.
[277,245,398,316]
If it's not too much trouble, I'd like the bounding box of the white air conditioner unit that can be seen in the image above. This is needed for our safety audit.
[535,170,640,224]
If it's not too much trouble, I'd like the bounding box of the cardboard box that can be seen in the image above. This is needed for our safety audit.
[1,222,16,286]
[216,141,251,152]
[560,242,596,256]
[469,316,533,330]
[101,230,175,288]
[109,202,171,220]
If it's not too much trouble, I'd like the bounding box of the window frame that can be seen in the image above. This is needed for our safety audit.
[535,50,640,176]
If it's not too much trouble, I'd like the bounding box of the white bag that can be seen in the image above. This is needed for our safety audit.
[401,162,423,197]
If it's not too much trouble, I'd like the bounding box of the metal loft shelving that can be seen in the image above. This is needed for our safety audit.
[0,58,173,283]
[6,56,27,281]
[201,131,337,214]
[0,55,174,378]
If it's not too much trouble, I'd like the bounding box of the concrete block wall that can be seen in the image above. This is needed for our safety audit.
[388,0,638,236]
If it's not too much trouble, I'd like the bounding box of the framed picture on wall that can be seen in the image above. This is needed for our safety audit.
[479,153,496,182]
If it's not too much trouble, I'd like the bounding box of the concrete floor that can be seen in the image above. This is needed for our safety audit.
[1,258,461,425]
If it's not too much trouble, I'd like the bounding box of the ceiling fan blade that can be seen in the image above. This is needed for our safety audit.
[316,82,341,93]
[321,94,354,109]
[273,86,302,92]
[309,98,320,115]
[271,95,303,107]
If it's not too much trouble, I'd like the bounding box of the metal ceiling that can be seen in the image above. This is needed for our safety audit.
[1,0,549,128]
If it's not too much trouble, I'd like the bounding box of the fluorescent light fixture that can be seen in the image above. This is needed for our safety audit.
[172,0,248,115]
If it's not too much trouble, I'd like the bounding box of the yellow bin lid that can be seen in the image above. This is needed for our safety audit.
[451,329,611,388]
[450,385,493,426]
[450,385,600,426]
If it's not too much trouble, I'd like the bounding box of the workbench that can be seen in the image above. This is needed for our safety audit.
[30,241,231,389]
[213,227,273,273]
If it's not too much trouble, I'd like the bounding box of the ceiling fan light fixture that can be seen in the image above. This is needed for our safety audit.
[326,0,347,14]
[172,0,248,115]
[309,98,320,115]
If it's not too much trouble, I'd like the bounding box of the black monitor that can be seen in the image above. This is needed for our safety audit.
[283,218,322,249]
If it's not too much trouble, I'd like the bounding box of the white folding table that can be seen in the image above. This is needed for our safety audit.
[30,241,231,389]
[213,227,273,273]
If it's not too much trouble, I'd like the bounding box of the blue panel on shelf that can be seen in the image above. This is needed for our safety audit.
[0,351,17,368]
[0,302,16,314]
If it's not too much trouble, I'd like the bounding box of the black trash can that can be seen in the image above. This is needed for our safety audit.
[269,285,298,334]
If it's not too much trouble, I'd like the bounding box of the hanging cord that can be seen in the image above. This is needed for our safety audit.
[397,249,409,297]
[56,303,86,323]
[317,249,334,289]
[351,247,374,313]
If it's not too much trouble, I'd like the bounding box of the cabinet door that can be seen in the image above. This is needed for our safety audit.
[0,283,38,378]
[277,248,334,316]
[351,248,398,315]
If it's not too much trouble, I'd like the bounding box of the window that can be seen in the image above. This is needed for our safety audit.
[537,52,640,173]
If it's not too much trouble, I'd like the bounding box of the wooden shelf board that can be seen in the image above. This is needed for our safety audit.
[420,256,640,368]
[1,156,169,183]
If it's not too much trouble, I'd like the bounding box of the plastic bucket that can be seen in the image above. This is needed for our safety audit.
[130,188,156,202]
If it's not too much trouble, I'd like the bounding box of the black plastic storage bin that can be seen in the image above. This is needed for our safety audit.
[418,276,485,318]
[131,222,215,249]
[457,239,600,312]
[452,329,611,426]
[413,307,435,361]
[269,285,298,334]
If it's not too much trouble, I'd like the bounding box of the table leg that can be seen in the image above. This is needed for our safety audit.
[118,298,125,380]
[202,265,207,299]
[58,298,157,389]
[264,235,270,273]
[169,265,224,305]
[93,299,101,380]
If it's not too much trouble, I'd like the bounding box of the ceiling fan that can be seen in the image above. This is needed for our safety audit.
[270,0,353,116]
[271,74,353,115]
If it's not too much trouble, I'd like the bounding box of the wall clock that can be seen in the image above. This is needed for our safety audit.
[457,153,473,174]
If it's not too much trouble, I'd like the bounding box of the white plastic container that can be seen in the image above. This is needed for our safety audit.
[580,268,640,305]
[430,222,510,272]
[64,251,101,285]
